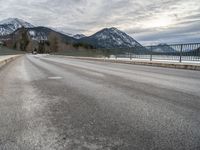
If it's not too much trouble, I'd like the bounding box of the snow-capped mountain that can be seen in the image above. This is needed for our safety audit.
[79,27,142,48]
[0,18,34,36]
[0,25,76,44]
[73,34,86,39]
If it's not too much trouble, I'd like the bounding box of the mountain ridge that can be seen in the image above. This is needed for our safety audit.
[0,18,142,49]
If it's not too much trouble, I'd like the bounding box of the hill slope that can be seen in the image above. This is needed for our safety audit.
[0,18,34,36]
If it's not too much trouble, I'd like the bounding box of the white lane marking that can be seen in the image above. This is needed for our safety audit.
[48,76,63,80]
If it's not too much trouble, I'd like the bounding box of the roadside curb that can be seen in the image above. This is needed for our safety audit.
[61,56,200,71]
[0,55,21,68]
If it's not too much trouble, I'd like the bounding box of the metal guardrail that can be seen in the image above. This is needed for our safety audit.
[0,46,25,55]
[101,43,200,62]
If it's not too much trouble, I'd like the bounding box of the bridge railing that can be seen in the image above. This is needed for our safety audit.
[100,43,200,62]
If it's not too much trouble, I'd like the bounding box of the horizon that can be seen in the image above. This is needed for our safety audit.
[0,0,200,45]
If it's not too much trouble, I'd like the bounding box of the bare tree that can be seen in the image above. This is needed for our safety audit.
[48,32,61,52]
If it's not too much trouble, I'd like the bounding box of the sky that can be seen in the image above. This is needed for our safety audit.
[0,0,200,45]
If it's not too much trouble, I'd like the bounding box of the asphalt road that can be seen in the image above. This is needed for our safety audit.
[0,54,200,150]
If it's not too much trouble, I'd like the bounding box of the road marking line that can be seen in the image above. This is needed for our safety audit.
[48,76,63,80]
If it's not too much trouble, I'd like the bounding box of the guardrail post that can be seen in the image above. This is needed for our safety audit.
[198,47,200,60]
[150,46,153,61]
[179,44,183,63]
[115,49,117,60]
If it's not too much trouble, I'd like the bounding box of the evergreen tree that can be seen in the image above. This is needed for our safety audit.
[38,41,45,53]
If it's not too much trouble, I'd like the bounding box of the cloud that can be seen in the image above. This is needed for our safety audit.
[0,0,199,45]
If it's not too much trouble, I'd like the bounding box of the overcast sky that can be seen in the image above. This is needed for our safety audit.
[0,0,200,45]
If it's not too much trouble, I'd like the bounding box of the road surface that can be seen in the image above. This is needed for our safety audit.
[0,54,200,150]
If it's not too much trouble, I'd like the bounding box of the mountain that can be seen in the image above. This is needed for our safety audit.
[0,18,77,42]
[0,18,34,36]
[73,34,86,39]
[151,44,176,53]
[79,27,142,48]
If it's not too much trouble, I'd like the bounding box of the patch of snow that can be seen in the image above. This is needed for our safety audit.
[29,30,36,36]
[73,34,86,39]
